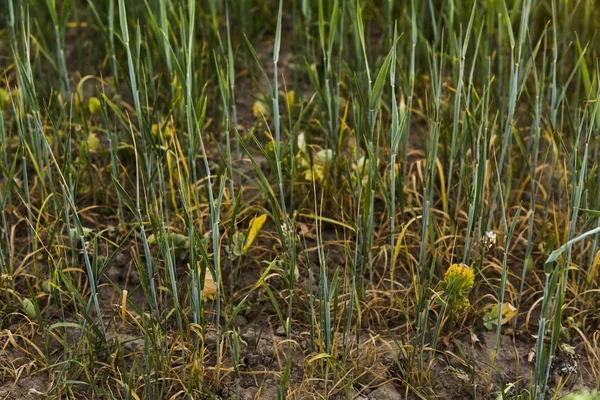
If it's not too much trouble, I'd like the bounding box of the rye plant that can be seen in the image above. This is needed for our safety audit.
[1,0,599,399]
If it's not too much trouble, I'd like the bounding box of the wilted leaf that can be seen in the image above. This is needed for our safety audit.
[151,120,175,141]
[0,273,12,288]
[560,343,576,355]
[297,133,306,153]
[68,226,94,241]
[232,214,267,257]
[483,302,517,330]
[253,100,270,118]
[203,271,217,300]
[243,214,267,252]
[528,348,536,363]
[311,149,334,181]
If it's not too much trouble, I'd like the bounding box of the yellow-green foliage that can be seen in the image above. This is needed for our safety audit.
[440,263,475,314]
[232,214,267,257]
[88,96,102,114]
[482,302,517,330]
[0,89,10,111]
[296,133,334,182]
[563,390,600,400]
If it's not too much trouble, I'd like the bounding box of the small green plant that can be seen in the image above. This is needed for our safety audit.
[482,302,517,330]
[296,133,334,182]
[231,214,267,258]
[563,389,600,400]
[440,263,475,316]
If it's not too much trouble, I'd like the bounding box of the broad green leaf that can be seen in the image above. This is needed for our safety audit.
[21,298,36,318]
[369,48,394,111]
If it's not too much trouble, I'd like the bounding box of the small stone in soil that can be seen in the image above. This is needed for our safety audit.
[368,383,401,400]
[241,326,257,343]
[258,387,278,400]
[232,315,248,327]
[204,330,217,345]
[238,387,258,400]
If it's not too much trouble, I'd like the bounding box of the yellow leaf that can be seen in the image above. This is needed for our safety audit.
[483,302,517,330]
[285,90,295,110]
[87,133,100,152]
[243,214,267,252]
[252,100,270,118]
[1,89,10,111]
[203,271,217,300]
[307,353,332,364]
[88,96,101,114]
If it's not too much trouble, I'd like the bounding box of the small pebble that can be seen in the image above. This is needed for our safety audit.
[368,383,401,400]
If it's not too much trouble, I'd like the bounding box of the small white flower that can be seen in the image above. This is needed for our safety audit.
[481,231,497,250]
